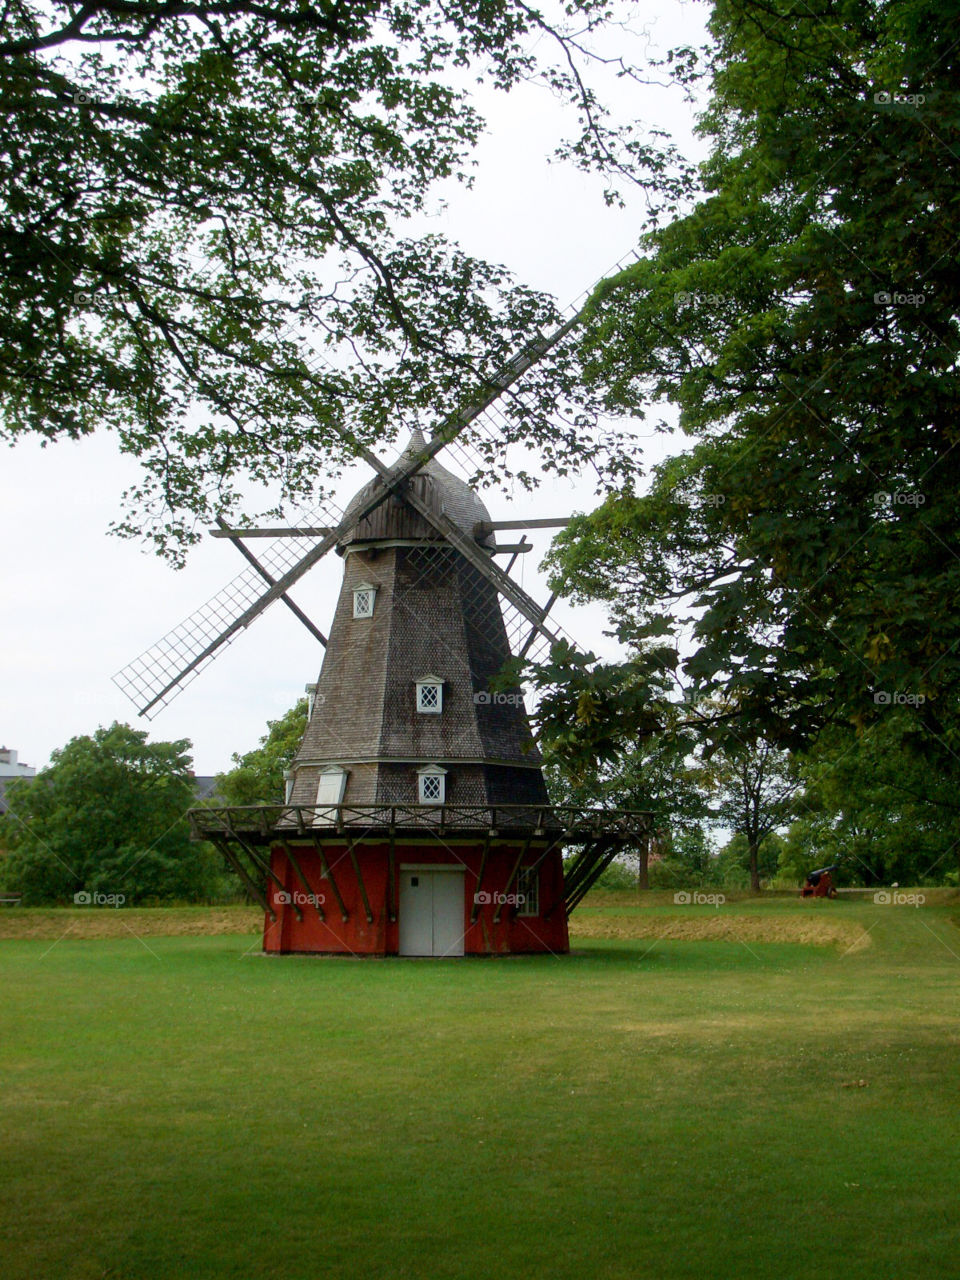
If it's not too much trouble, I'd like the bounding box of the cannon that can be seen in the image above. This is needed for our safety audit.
[801,864,839,898]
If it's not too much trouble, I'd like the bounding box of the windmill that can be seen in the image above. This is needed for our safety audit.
[116,284,651,955]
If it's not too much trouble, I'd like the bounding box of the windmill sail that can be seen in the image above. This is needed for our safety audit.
[113,317,583,717]
[112,240,648,721]
[112,498,345,719]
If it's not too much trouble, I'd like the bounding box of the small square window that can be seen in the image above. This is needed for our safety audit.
[416,676,443,714]
[353,587,376,619]
[417,768,446,804]
[517,866,539,916]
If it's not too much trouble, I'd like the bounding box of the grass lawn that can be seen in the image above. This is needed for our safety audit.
[1,893,958,1280]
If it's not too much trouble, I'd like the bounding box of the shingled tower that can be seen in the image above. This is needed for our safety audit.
[288,430,550,816]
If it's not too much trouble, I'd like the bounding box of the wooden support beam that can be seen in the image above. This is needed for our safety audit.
[211,527,333,538]
[471,828,496,924]
[494,839,530,924]
[476,518,572,532]
[490,542,533,555]
[347,839,374,924]
[552,844,592,912]
[280,839,325,923]
[518,592,558,659]
[313,837,349,921]
[215,518,328,648]
[566,840,622,915]
[234,830,302,922]
[544,840,599,920]
[502,535,529,578]
[213,835,274,920]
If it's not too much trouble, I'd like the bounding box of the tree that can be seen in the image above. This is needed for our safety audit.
[0,722,220,904]
[708,738,798,892]
[533,642,710,888]
[1,0,671,558]
[780,716,960,886]
[215,697,308,806]
[648,823,719,891]
[716,831,784,891]
[552,0,960,765]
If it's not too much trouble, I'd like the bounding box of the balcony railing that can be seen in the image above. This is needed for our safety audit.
[188,802,652,843]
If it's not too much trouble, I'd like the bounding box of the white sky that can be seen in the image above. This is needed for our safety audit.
[1,2,709,776]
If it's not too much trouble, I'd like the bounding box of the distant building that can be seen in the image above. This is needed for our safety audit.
[0,748,36,815]
[191,775,220,803]
[0,747,35,779]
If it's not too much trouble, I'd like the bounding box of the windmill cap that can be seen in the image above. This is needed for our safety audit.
[337,429,495,550]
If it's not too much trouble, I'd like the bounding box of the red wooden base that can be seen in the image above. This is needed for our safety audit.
[261,837,569,955]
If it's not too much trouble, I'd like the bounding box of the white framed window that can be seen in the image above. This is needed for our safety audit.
[416,675,443,714]
[314,766,348,822]
[417,765,446,804]
[283,769,294,803]
[516,865,540,916]
[353,583,377,619]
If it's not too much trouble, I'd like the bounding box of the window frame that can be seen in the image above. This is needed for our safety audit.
[352,583,377,619]
[415,675,443,715]
[417,765,447,805]
[516,865,540,917]
[313,766,348,822]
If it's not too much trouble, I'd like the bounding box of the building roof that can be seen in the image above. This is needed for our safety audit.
[338,430,495,551]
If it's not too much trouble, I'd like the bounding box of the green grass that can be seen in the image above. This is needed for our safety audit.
[2,895,959,1279]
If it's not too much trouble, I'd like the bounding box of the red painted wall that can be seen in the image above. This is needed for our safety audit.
[262,838,569,956]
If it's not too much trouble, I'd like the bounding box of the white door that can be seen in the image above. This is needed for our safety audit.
[398,870,465,957]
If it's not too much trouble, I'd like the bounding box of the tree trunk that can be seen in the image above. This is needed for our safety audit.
[637,837,650,891]
[748,838,761,893]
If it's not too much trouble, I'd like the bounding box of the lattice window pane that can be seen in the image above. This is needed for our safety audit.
[419,773,444,803]
[416,682,441,713]
[353,588,375,619]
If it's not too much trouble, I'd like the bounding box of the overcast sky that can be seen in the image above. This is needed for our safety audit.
[1,2,709,776]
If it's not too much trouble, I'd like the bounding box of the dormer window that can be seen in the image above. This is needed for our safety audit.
[417,765,446,804]
[314,766,348,822]
[304,682,318,718]
[353,583,377,619]
[416,675,443,714]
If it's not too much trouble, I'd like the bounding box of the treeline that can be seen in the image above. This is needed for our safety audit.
[549,711,960,893]
[0,707,305,906]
